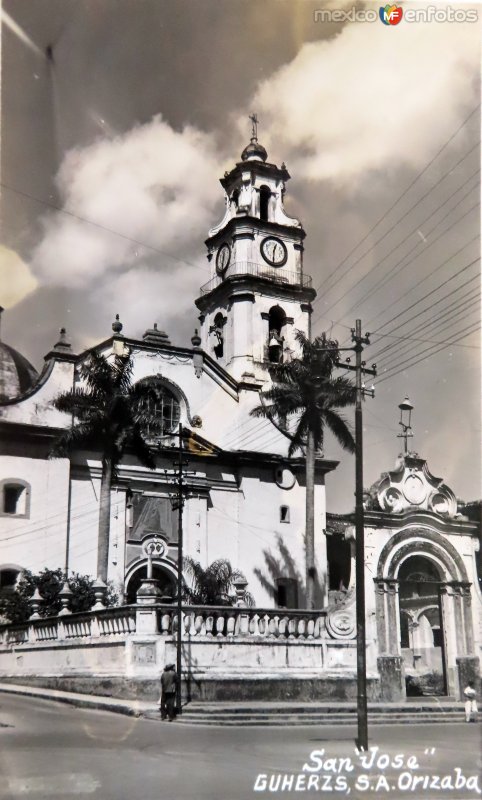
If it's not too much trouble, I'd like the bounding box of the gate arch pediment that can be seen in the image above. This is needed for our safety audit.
[376,527,468,584]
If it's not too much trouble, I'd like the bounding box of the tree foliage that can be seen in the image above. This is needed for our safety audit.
[182,557,254,606]
[251,330,356,456]
[0,568,118,624]
[51,351,165,580]
[51,351,164,475]
[251,330,356,609]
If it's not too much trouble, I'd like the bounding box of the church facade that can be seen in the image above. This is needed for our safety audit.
[0,131,480,699]
[0,131,335,611]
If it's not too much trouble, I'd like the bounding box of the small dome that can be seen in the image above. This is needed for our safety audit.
[241,137,268,162]
[0,342,39,401]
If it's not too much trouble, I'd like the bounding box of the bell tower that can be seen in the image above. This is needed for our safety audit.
[195,116,316,383]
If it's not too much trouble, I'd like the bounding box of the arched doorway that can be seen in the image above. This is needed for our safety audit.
[125,563,177,604]
[398,555,447,696]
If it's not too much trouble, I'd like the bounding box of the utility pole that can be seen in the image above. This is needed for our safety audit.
[176,422,184,715]
[340,320,376,751]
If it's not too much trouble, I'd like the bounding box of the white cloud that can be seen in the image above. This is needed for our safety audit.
[245,19,480,185]
[0,245,38,307]
[31,116,220,287]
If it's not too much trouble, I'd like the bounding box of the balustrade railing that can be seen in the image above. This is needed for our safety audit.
[200,262,312,296]
[0,606,137,646]
[0,603,350,647]
[160,605,328,640]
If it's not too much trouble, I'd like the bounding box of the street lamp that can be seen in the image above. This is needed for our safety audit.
[398,396,414,454]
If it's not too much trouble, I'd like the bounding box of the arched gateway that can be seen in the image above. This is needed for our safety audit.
[328,406,481,702]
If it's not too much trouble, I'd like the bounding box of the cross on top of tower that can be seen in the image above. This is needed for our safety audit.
[249,112,259,140]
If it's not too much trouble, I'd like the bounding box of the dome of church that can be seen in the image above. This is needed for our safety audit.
[241,137,268,162]
[0,341,39,401]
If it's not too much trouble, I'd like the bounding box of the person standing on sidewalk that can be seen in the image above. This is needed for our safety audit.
[463,680,478,723]
[159,663,178,721]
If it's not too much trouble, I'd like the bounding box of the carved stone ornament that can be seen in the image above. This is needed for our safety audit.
[368,454,457,518]
[141,537,166,559]
[326,589,356,639]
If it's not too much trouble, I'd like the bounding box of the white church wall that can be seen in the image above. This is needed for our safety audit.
[0,360,74,428]
[0,455,70,575]
[67,475,100,579]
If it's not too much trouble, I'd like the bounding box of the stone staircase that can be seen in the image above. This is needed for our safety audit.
[172,699,475,727]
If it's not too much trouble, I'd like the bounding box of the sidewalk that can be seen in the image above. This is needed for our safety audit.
[0,682,470,726]
[0,681,158,718]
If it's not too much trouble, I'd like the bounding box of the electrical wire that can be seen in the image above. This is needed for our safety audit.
[310,102,480,297]
[312,139,479,300]
[0,180,210,274]
[318,185,480,325]
[370,291,480,361]
[372,255,480,334]
[375,323,480,385]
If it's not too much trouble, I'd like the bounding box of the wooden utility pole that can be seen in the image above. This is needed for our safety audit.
[176,423,184,715]
[341,320,376,751]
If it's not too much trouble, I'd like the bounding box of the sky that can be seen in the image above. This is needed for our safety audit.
[1,0,480,511]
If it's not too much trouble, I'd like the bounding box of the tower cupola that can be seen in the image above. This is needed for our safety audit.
[195,117,315,383]
[240,113,268,162]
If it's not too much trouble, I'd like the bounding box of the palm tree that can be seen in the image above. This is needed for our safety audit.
[183,557,253,606]
[51,351,163,583]
[251,330,356,609]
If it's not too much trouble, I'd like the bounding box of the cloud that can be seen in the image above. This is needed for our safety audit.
[0,245,38,307]
[31,116,221,288]
[245,18,480,185]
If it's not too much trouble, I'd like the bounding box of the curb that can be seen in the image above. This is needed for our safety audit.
[0,683,156,718]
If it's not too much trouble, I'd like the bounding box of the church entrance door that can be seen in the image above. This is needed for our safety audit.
[398,556,447,696]
[125,564,176,604]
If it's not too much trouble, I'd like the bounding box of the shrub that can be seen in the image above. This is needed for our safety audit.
[0,568,119,624]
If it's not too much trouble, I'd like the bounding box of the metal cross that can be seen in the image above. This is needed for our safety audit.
[249,112,259,139]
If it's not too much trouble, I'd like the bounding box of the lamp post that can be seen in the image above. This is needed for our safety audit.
[398,396,414,454]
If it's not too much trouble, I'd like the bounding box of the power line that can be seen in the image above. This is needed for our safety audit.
[0,180,210,275]
[370,291,480,360]
[375,322,480,385]
[372,254,480,334]
[374,303,480,369]
[369,272,479,344]
[317,181,479,325]
[310,102,480,298]
[313,137,480,300]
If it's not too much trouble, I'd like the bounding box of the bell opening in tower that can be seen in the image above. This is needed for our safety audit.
[268,305,286,363]
[259,185,271,222]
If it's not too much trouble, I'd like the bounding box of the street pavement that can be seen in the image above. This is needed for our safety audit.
[0,693,480,800]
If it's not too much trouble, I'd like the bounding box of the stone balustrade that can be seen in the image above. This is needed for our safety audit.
[0,602,355,647]
[160,606,329,640]
[0,606,137,646]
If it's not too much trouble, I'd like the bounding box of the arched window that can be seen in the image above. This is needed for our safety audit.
[135,378,181,443]
[209,313,226,359]
[267,305,286,363]
[0,567,21,595]
[231,189,240,209]
[0,480,30,518]
[259,186,271,221]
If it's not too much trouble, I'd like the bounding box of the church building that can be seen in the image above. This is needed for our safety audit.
[0,129,480,700]
[0,128,335,610]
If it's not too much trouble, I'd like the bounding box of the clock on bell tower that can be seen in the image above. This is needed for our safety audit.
[195,115,316,383]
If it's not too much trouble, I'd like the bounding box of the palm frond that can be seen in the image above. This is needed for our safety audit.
[323,408,355,453]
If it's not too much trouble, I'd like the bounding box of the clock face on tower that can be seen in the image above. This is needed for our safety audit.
[216,243,231,274]
[260,237,288,267]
